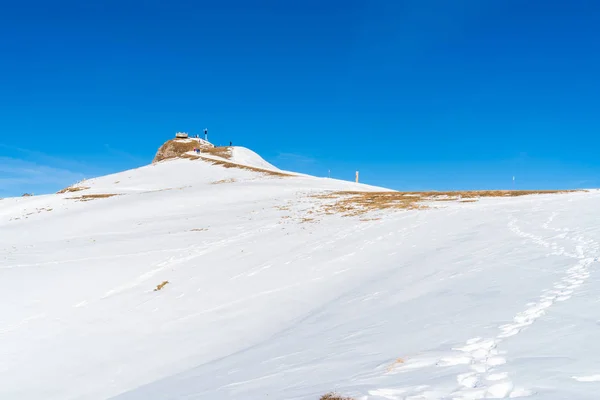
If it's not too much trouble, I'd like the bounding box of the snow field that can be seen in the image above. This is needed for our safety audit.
[0,152,598,400]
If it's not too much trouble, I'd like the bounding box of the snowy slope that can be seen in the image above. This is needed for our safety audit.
[1,154,599,400]
[229,146,280,171]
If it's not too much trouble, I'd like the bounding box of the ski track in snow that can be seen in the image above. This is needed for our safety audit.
[368,210,598,400]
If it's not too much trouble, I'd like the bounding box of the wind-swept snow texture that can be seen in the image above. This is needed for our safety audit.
[0,156,598,400]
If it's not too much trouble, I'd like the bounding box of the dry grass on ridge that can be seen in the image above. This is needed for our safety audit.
[320,393,355,400]
[313,190,575,217]
[57,185,90,194]
[200,146,232,159]
[183,153,291,177]
[211,178,237,184]
[314,191,425,217]
[154,139,288,177]
[68,194,119,202]
[153,139,205,162]
[153,138,235,163]
[154,281,169,291]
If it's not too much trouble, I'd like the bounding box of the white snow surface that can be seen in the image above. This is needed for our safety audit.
[229,146,280,171]
[1,155,599,400]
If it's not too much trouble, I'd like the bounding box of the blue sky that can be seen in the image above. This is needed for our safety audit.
[1,0,600,196]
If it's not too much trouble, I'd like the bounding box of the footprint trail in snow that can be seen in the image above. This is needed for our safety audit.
[367,211,598,400]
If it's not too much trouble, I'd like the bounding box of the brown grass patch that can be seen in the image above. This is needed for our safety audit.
[320,393,354,400]
[175,147,289,177]
[300,217,317,223]
[154,281,169,291]
[212,178,236,184]
[189,228,208,232]
[180,153,200,160]
[387,357,405,372]
[313,190,575,217]
[200,146,232,159]
[57,185,90,194]
[68,194,119,202]
[314,191,425,217]
[153,139,214,163]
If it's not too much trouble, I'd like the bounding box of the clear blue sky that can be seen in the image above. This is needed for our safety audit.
[1,0,599,196]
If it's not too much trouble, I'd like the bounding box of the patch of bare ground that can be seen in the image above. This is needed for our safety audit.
[68,194,119,202]
[180,151,290,177]
[320,393,354,400]
[386,357,405,372]
[313,190,575,217]
[189,228,208,232]
[200,146,232,159]
[57,185,90,194]
[314,191,426,217]
[180,153,200,160]
[153,139,213,163]
[212,178,236,184]
[154,281,169,291]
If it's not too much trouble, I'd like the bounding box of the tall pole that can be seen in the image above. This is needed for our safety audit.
[355,171,359,183]
[204,128,208,142]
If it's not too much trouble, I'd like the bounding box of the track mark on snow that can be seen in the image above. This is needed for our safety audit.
[380,212,597,399]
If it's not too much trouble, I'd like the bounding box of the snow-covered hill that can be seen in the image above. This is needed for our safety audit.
[1,144,599,400]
